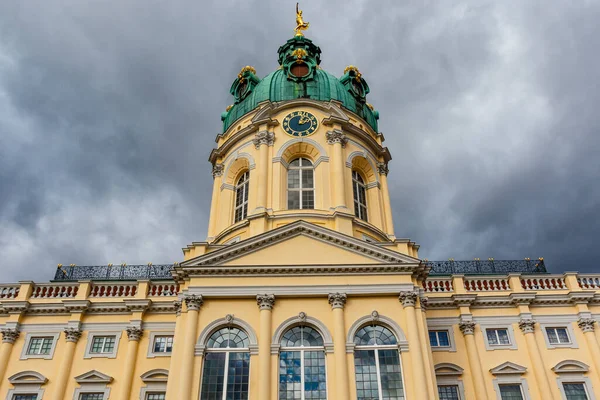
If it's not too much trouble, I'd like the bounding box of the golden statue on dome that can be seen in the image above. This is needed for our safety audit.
[295,3,310,36]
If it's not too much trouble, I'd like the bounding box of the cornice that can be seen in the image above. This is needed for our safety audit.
[426,292,597,310]
[184,283,415,297]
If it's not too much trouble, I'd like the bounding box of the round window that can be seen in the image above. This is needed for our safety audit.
[290,63,309,77]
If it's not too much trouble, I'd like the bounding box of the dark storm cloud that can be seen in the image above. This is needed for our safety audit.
[0,0,598,280]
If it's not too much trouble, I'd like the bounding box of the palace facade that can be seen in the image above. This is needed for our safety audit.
[1,19,599,400]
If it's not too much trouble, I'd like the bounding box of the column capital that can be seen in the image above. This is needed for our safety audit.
[419,295,428,312]
[376,162,389,176]
[518,318,536,334]
[126,327,144,341]
[212,163,224,178]
[257,294,275,310]
[173,300,182,316]
[328,293,347,309]
[325,130,347,147]
[578,317,596,333]
[1,328,20,344]
[458,321,476,336]
[253,131,275,149]
[184,294,203,311]
[399,291,418,308]
[64,328,83,343]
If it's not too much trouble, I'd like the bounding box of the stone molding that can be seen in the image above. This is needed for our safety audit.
[578,317,596,333]
[64,328,83,343]
[126,327,144,341]
[328,293,347,309]
[518,318,536,334]
[1,328,20,344]
[458,321,476,336]
[271,313,334,354]
[325,129,348,147]
[253,131,275,149]
[184,295,203,311]
[256,294,275,310]
[399,291,418,308]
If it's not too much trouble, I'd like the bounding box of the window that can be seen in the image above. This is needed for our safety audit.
[279,325,327,399]
[429,331,450,348]
[546,327,571,345]
[84,332,121,359]
[12,395,38,400]
[354,324,405,400]
[90,336,115,354]
[20,332,60,360]
[287,158,314,209]
[438,385,460,400]
[499,384,524,400]
[145,394,166,400]
[26,337,53,355]
[200,327,250,400]
[234,172,249,223]
[562,383,589,400]
[153,336,173,353]
[486,328,510,345]
[352,171,368,221]
[79,394,105,400]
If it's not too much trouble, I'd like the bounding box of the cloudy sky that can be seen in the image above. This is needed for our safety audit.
[0,0,599,281]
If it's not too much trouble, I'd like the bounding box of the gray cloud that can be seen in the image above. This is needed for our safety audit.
[0,0,598,280]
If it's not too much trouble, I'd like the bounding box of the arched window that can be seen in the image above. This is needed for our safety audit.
[352,171,368,221]
[279,326,327,399]
[200,327,250,400]
[234,172,249,223]
[354,325,405,400]
[287,158,314,210]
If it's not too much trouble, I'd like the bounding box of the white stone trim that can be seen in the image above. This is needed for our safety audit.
[6,371,47,400]
[195,316,258,356]
[73,370,112,400]
[274,137,328,160]
[73,385,111,400]
[271,314,334,354]
[345,146,380,183]
[19,332,60,360]
[480,323,518,351]
[346,313,409,353]
[428,326,457,352]
[146,331,175,358]
[540,322,579,349]
[83,331,122,359]
[492,377,532,400]
[435,362,465,398]
[553,361,596,400]
[223,150,256,182]
[139,369,168,400]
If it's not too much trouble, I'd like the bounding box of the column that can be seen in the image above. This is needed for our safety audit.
[253,131,274,212]
[377,162,395,235]
[399,291,429,399]
[257,294,275,400]
[117,327,144,400]
[328,293,351,399]
[51,328,82,400]
[458,321,489,400]
[179,295,203,400]
[416,297,437,400]
[326,130,348,209]
[0,328,20,382]
[578,318,600,380]
[207,163,224,239]
[165,301,183,398]
[518,319,555,399]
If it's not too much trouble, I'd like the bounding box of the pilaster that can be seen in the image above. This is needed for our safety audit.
[257,294,275,400]
[328,293,350,399]
[399,291,429,399]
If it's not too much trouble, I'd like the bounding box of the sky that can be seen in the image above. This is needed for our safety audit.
[0,0,599,281]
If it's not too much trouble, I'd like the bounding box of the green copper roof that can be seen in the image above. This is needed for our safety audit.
[221,36,379,133]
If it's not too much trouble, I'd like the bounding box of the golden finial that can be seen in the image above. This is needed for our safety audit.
[57,264,63,268]
[474,258,480,261]
[237,66,256,81]
[147,262,152,267]
[121,263,126,267]
[295,3,310,37]
[225,104,233,112]
[108,263,113,267]
[538,257,544,261]
[525,257,531,261]
[344,65,362,81]
[488,257,494,261]
[448,258,454,262]
[69,263,76,267]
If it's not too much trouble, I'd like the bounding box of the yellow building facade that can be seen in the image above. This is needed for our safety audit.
[1,16,599,400]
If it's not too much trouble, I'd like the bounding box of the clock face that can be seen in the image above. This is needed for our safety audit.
[282,111,318,137]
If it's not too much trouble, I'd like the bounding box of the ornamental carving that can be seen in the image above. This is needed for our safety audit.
[370,310,379,321]
[328,293,347,309]
[298,312,307,322]
[518,318,536,334]
[225,314,235,324]
[257,294,275,310]
[1,328,20,344]
[173,300,182,316]
[325,130,347,147]
[126,327,144,341]
[578,318,596,333]
[212,163,224,178]
[419,296,429,311]
[64,328,83,343]
[459,321,476,336]
[184,295,203,311]
[399,291,418,308]
[253,131,275,149]
[377,162,389,176]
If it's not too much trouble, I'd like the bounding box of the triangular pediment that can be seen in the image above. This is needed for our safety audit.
[181,221,420,268]
[75,370,113,384]
[490,362,527,375]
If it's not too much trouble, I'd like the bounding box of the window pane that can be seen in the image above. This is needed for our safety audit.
[279,351,302,399]
[103,336,115,353]
[378,349,404,399]
[563,383,588,400]
[288,191,300,210]
[486,329,498,345]
[27,338,43,354]
[304,351,326,399]
[547,328,558,344]
[499,384,524,400]
[79,394,105,400]
[302,169,313,188]
[302,190,314,209]
[355,350,379,400]
[40,338,53,354]
[290,159,300,167]
[437,331,450,347]
[226,352,250,399]
[146,394,165,400]
[428,331,438,347]
[200,352,226,399]
[438,385,460,400]
[13,395,38,400]
[288,169,300,188]
[557,328,570,343]
[91,337,104,353]
[153,336,173,353]
[497,329,510,345]
[354,325,397,346]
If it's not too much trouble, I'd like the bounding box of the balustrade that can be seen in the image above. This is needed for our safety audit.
[521,276,566,290]
[464,277,510,292]
[30,284,78,298]
[89,283,137,297]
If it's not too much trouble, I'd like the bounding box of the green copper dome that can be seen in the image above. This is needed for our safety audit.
[221,36,379,133]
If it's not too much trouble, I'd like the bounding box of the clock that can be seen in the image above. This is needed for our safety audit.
[282,111,318,137]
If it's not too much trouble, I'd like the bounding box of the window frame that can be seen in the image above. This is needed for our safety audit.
[233,171,250,223]
[147,331,175,358]
[352,170,368,222]
[84,332,122,359]
[498,383,526,400]
[286,157,315,210]
[20,332,60,360]
[541,324,578,349]
[437,384,463,400]
[481,325,517,351]
[75,392,109,400]
[429,330,451,350]
[560,382,592,400]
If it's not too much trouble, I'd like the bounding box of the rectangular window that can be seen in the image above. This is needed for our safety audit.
[79,394,105,400]
[429,331,450,348]
[546,327,571,344]
[486,328,511,345]
[438,385,460,400]
[12,395,38,400]
[146,394,166,400]
[499,384,524,400]
[90,336,116,354]
[563,383,589,400]
[153,336,173,353]
[26,336,54,355]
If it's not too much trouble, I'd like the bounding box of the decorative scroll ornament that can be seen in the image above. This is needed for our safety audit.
[328,293,347,309]
[578,318,596,333]
[173,300,182,316]
[376,162,389,176]
[184,295,204,311]
[518,318,536,334]
[458,321,476,336]
[399,291,418,308]
[64,328,83,343]
[1,328,20,344]
[212,163,224,178]
[257,294,275,310]
[291,48,308,63]
[419,296,429,311]
[298,312,307,322]
[253,131,275,149]
[126,327,144,342]
[325,130,347,147]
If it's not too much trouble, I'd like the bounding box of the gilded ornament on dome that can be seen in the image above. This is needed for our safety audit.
[237,65,257,81]
[344,65,362,81]
[295,3,310,36]
[291,48,308,63]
